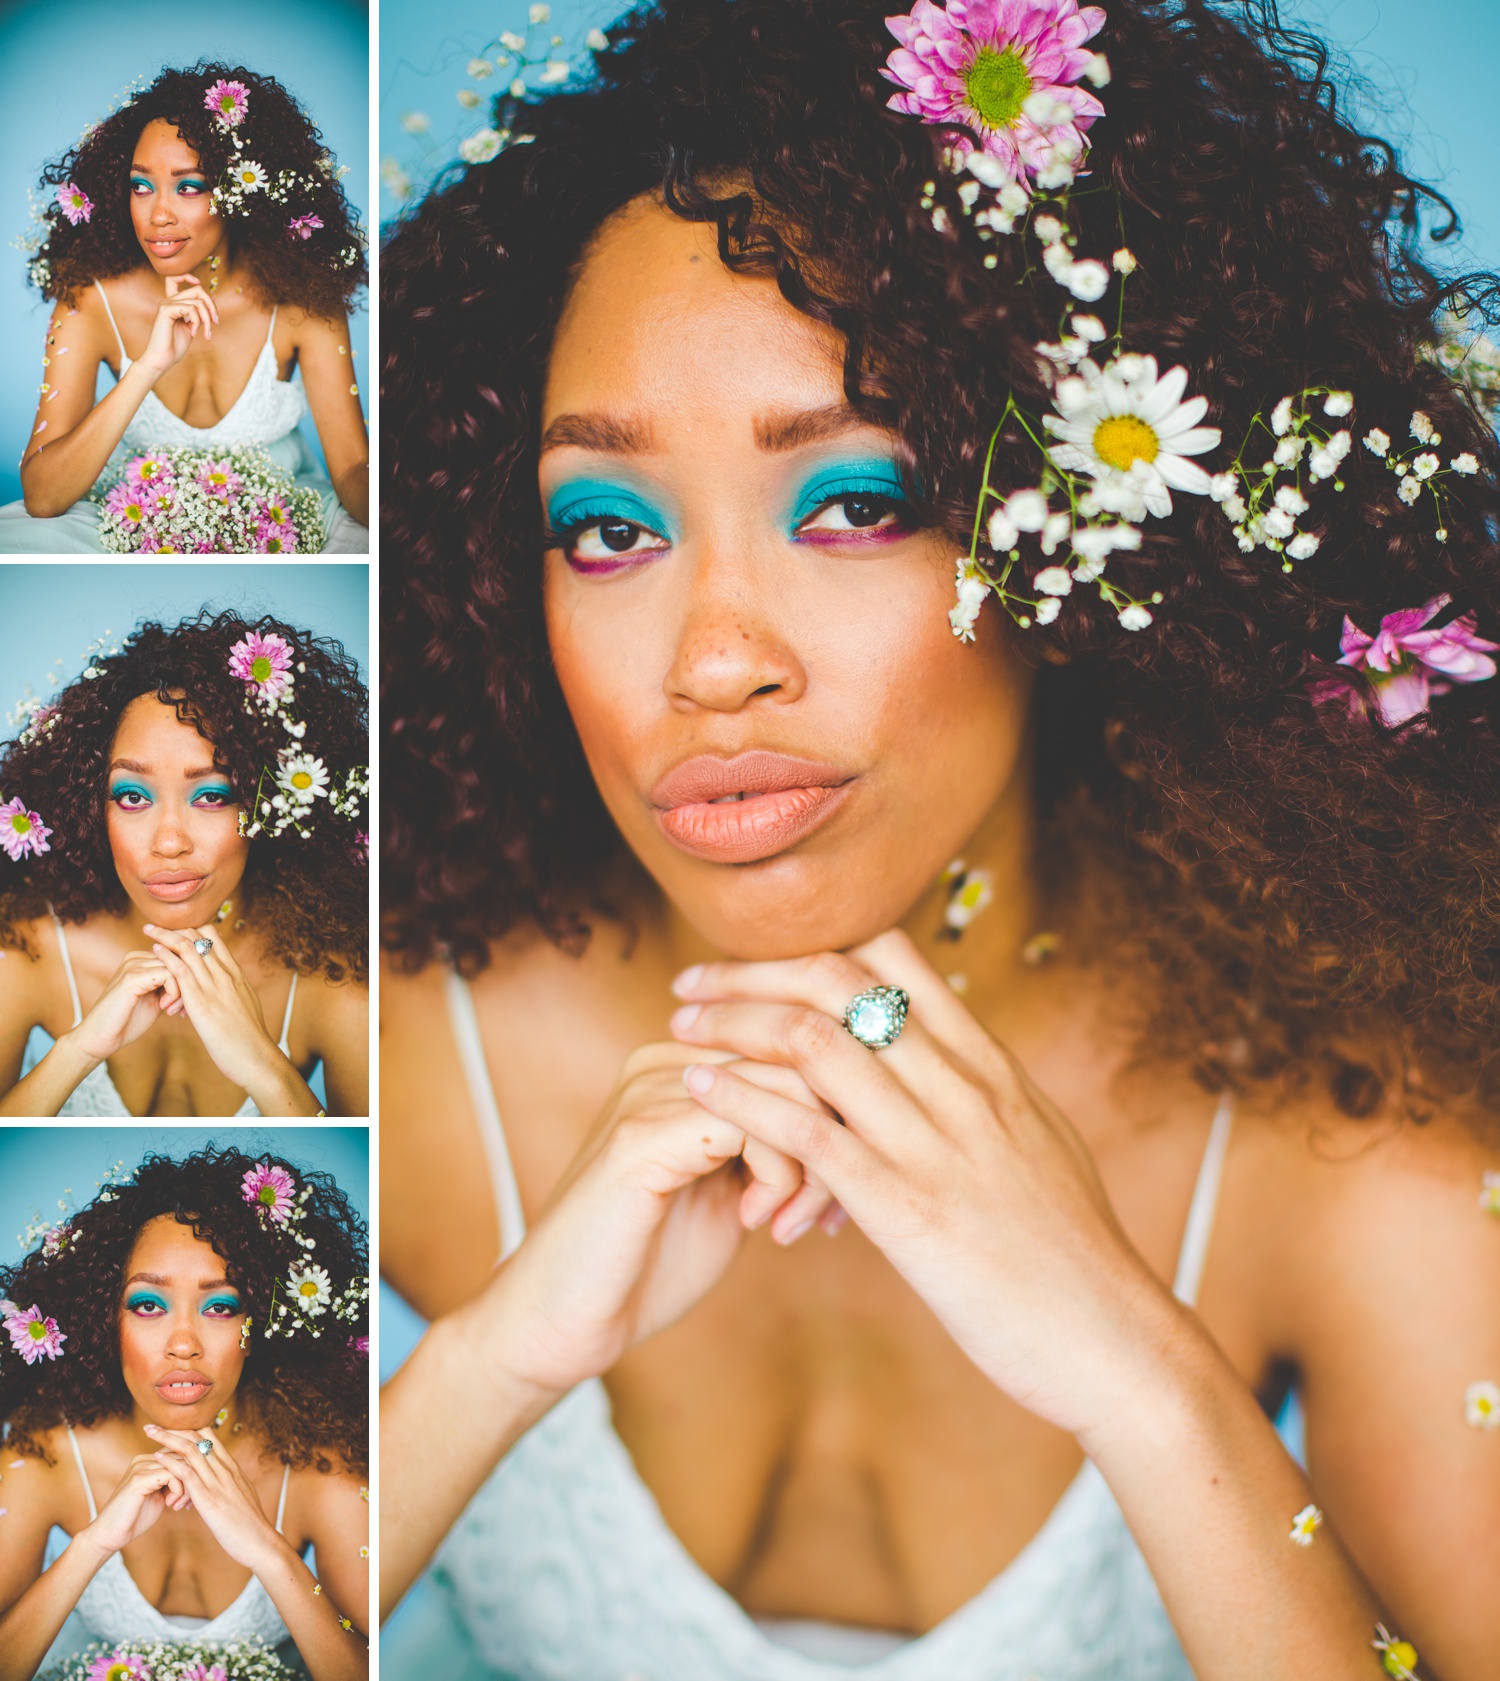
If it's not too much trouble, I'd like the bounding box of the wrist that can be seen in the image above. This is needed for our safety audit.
[448,1279,562,1435]
[71,1523,119,1570]
[54,1027,103,1079]
[242,1523,298,1581]
[243,1038,317,1115]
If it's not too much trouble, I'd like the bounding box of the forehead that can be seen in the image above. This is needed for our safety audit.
[543,195,847,429]
[131,118,202,172]
[110,693,213,763]
[124,1212,225,1276]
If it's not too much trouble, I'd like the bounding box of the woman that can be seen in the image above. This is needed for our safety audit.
[0,610,368,1117]
[0,63,368,553]
[0,1146,369,1681]
[379,0,1499,1676]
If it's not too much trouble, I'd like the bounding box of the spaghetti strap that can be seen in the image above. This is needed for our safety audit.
[274,1462,291,1532]
[277,972,298,1055]
[94,280,128,366]
[265,306,278,346]
[443,969,527,1261]
[49,910,83,1028]
[65,1425,99,1522]
[1172,1091,1235,1308]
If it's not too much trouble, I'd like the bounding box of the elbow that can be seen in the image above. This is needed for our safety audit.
[20,482,65,519]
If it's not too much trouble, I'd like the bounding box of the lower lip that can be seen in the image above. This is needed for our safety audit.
[157,1380,211,1405]
[656,783,852,864]
[147,239,189,256]
[144,877,206,901]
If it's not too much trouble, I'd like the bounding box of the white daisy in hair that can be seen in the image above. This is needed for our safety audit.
[277,752,331,804]
[1044,355,1222,519]
[235,159,269,192]
[288,1263,333,1314]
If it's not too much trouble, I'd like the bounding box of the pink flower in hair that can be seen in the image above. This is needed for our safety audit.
[57,182,93,225]
[3,1302,66,1363]
[229,631,294,699]
[1317,594,1499,726]
[205,79,250,128]
[287,214,324,239]
[882,0,1106,183]
[242,1160,297,1223]
[0,798,52,862]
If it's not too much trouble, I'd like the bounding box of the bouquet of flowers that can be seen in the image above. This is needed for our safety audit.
[42,1635,295,1681]
[91,446,324,554]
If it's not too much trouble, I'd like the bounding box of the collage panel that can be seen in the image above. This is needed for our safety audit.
[0,1124,370,1680]
[0,0,369,555]
[0,564,370,1119]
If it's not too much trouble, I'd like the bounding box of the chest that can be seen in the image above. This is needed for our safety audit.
[113,298,292,427]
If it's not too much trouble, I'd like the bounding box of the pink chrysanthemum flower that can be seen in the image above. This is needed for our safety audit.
[85,1651,152,1681]
[1316,594,1499,727]
[287,214,325,240]
[229,631,294,699]
[104,482,151,527]
[196,460,242,500]
[0,797,52,863]
[3,1302,67,1364]
[242,1160,297,1223]
[348,1334,370,1355]
[205,78,250,128]
[883,0,1106,182]
[256,521,299,555]
[57,181,94,225]
[126,455,171,488]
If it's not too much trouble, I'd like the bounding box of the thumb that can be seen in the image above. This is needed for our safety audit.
[164,273,182,298]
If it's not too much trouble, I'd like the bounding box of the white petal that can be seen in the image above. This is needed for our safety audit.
[1156,454,1214,494]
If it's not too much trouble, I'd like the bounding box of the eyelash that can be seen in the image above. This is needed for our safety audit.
[125,1296,241,1317]
[545,490,914,574]
[110,788,234,811]
[131,181,206,196]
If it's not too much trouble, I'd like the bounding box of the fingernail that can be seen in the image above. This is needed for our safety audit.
[778,1218,815,1245]
[670,1003,701,1033]
[671,964,704,998]
[683,1063,714,1095]
[143,1425,158,1434]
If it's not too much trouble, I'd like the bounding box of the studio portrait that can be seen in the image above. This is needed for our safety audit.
[0,1127,370,1681]
[378,0,1499,1677]
[0,0,369,553]
[0,564,369,1118]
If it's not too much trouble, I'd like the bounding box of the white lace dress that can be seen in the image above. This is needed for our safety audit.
[0,279,366,553]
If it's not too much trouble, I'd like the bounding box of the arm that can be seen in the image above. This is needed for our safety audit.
[19,280,218,517]
[311,973,370,1118]
[670,932,1500,1681]
[291,309,368,526]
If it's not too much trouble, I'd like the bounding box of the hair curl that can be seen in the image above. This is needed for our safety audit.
[380,0,1500,1122]
[32,62,366,319]
[0,1145,367,1472]
[0,609,368,983]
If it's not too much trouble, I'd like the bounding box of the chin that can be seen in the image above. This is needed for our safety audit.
[672,861,923,961]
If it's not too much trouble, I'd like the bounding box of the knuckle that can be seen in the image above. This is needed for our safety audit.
[781,1006,841,1062]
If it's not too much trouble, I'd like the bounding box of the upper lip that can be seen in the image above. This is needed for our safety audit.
[157,1369,211,1385]
[144,871,204,884]
[650,751,851,810]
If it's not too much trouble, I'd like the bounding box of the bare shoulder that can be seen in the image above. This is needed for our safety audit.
[295,962,369,1032]
[0,1423,80,1524]
[276,305,350,349]
[0,914,70,1033]
[52,279,117,356]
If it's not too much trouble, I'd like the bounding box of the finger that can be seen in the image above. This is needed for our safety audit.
[683,1061,865,1196]
[764,1175,837,1245]
[671,998,924,1150]
[737,1134,805,1231]
[672,949,958,1093]
[148,941,200,999]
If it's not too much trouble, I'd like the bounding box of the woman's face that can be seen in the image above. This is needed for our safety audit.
[541,196,1034,959]
[129,118,226,275]
[106,693,249,928]
[118,1214,248,1430]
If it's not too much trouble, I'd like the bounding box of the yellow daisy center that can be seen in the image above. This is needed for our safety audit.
[1093,414,1160,472]
[1476,1393,1496,1418]
[291,771,313,789]
[267,537,286,552]
[299,1279,320,1298]
[964,47,1033,130]
[241,170,257,184]
[125,503,144,522]
[1382,1642,1418,1678]
[105,1665,135,1681]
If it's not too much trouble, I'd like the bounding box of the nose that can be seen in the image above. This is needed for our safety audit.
[663,552,807,715]
[150,808,192,858]
[163,1308,203,1361]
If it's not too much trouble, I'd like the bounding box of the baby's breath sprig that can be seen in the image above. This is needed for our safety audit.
[1360,409,1480,545]
[17,1161,126,1256]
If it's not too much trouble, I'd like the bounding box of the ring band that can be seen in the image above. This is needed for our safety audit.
[197,1437,214,1456]
[193,937,214,956]
[842,985,910,1050]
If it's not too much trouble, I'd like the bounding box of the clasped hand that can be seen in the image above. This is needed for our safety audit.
[493,929,1171,1442]
[142,1426,282,1572]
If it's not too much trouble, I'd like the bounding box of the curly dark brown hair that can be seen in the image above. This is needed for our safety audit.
[0,1145,367,1472]
[0,610,368,983]
[32,62,366,319]
[380,0,1500,1123]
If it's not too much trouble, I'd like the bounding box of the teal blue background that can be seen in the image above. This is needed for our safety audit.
[0,0,370,505]
[0,561,369,727]
[0,1124,368,1672]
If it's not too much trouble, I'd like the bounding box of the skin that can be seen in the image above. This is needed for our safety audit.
[0,693,367,1117]
[0,1216,368,1681]
[380,198,1500,1675]
[20,118,368,527]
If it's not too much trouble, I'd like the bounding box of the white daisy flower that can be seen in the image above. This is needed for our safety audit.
[235,160,268,192]
[1044,356,1222,519]
[288,1263,332,1314]
[1288,1503,1322,1546]
[945,868,995,929]
[1465,1379,1500,1429]
[277,753,330,804]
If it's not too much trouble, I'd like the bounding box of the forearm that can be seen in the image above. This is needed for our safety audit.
[0,1534,109,1681]
[379,1277,556,1618]
[1081,1292,1382,1681]
[331,459,368,527]
[20,364,158,515]
[249,1535,367,1681]
[244,1044,324,1117]
[0,1029,96,1117]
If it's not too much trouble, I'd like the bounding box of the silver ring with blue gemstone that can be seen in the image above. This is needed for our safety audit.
[841,985,910,1050]
[197,1437,214,1455]
[193,937,214,956]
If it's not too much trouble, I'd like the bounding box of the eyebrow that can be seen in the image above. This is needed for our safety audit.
[129,165,207,178]
[109,759,222,778]
[538,402,875,458]
[125,1273,236,1289]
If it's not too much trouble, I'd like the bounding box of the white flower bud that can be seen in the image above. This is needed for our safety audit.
[1117,604,1153,630]
[1270,396,1295,436]
[1070,314,1107,343]
[963,149,1015,189]
[1033,214,1064,244]
[1451,452,1479,474]
[1033,596,1063,624]
[1286,532,1321,559]
[1040,512,1072,554]
[1064,260,1109,302]
[1083,52,1111,87]
[1111,247,1137,274]
[1034,565,1073,596]
[1322,391,1353,417]
[987,508,1019,551]
[1409,410,1435,443]
[1363,428,1391,457]
[1005,489,1050,531]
